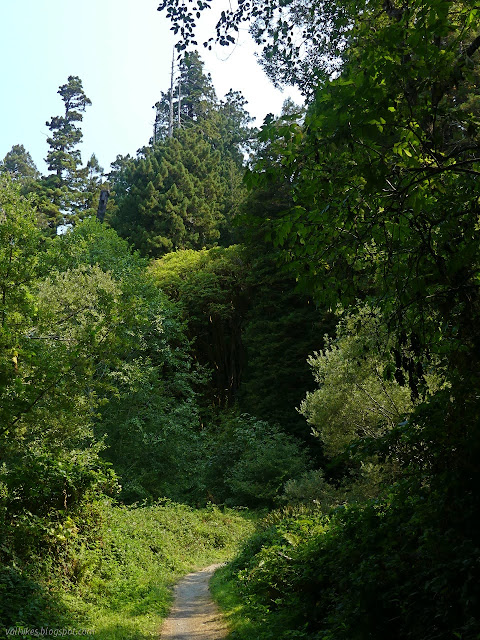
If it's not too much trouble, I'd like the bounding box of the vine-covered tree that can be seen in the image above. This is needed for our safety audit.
[149,245,249,411]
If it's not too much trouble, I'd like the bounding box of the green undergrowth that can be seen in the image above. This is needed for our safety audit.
[210,507,322,640]
[66,501,255,639]
[1,501,255,639]
[211,479,480,640]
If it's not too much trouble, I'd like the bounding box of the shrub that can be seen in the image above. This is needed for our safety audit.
[205,413,310,507]
[280,470,344,510]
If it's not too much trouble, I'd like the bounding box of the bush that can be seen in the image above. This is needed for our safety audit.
[214,472,480,640]
[280,470,344,510]
[205,413,310,507]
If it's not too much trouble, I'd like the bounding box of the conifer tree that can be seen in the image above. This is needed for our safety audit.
[153,51,217,141]
[82,153,104,215]
[44,76,92,219]
[216,89,255,163]
[0,144,40,183]
[109,128,225,257]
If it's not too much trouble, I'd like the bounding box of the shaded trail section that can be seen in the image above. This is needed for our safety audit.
[160,564,228,640]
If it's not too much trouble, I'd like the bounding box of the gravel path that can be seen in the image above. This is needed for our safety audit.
[160,564,229,640]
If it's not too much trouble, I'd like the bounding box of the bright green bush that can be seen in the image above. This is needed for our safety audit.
[300,307,413,458]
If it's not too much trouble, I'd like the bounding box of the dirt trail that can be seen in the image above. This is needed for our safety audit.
[160,564,229,640]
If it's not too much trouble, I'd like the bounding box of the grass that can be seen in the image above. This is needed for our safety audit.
[210,562,289,640]
[210,564,259,640]
[56,501,256,639]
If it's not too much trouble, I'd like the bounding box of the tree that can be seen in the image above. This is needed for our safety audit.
[49,219,205,504]
[0,144,40,183]
[149,243,332,446]
[300,308,415,457]
[82,153,104,215]
[238,249,333,442]
[0,179,117,571]
[240,3,480,392]
[109,128,226,257]
[153,51,217,141]
[94,288,205,503]
[215,89,255,162]
[149,245,249,411]
[157,0,352,92]
[152,52,255,162]
[44,75,92,219]
[149,52,255,245]
[0,176,42,359]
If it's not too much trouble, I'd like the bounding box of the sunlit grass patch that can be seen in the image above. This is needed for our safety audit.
[58,501,255,638]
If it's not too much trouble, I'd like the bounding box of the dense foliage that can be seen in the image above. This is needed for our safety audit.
[1,500,254,631]
[203,413,310,507]
[157,1,480,639]
[108,130,227,257]
[0,182,116,559]
[213,480,480,640]
[3,2,480,636]
[150,245,248,408]
[109,52,254,256]
[150,244,329,442]
[0,144,40,184]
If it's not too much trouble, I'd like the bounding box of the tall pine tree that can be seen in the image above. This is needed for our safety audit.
[153,51,217,141]
[44,76,92,221]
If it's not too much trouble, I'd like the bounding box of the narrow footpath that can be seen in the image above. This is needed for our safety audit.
[160,564,229,640]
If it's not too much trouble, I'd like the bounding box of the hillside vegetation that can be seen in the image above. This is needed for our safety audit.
[2,1,480,637]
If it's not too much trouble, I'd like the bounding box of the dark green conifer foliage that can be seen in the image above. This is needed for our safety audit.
[151,53,253,163]
[216,89,255,163]
[0,144,40,183]
[109,129,225,257]
[82,153,104,215]
[177,50,217,125]
[239,250,334,441]
[153,51,217,141]
[113,53,254,254]
[44,76,92,219]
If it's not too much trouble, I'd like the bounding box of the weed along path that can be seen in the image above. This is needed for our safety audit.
[160,564,229,640]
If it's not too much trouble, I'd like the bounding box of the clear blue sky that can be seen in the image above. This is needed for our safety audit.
[0,0,303,175]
